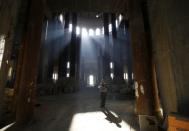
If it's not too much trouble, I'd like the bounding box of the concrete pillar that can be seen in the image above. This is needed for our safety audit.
[103,13,110,80]
[14,0,44,125]
[46,18,55,81]
[112,13,124,80]
[111,14,117,38]
[75,36,81,82]
[53,15,62,80]
[103,13,109,37]
[148,0,189,117]
[37,19,48,83]
[58,12,69,78]
[64,12,70,29]
[45,15,62,81]
[127,0,154,115]
[124,20,133,85]
[70,13,77,77]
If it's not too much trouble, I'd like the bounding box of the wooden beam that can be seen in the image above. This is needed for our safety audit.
[168,115,189,131]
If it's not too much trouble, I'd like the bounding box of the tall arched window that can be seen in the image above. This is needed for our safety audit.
[0,35,5,69]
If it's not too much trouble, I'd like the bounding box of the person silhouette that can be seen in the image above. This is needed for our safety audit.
[99,80,107,108]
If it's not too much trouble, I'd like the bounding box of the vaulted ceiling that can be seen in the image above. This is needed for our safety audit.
[46,0,127,13]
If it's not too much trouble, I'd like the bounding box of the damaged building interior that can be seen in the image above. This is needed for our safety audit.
[0,0,189,130]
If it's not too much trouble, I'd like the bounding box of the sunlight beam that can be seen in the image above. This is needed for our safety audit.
[82,28,88,37]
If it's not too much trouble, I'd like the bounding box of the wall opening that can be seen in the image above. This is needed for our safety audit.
[88,75,94,86]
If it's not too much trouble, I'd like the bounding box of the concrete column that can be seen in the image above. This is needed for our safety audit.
[64,12,70,29]
[70,12,77,77]
[111,13,117,38]
[127,0,154,115]
[103,13,109,36]
[45,15,62,81]
[147,0,189,116]
[103,13,110,80]
[124,20,133,85]
[58,12,69,78]
[75,36,81,82]
[112,13,124,80]
[37,19,48,83]
[46,18,56,81]
[54,15,62,77]
[14,0,44,125]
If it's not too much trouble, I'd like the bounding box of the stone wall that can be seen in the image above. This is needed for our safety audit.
[148,0,189,116]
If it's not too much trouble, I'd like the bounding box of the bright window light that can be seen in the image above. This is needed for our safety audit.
[89,29,94,36]
[95,28,101,36]
[55,73,58,80]
[116,20,118,28]
[52,72,58,81]
[110,62,113,69]
[132,73,134,79]
[109,24,112,32]
[110,73,114,79]
[119,14,123,22]
[59,14,63,23]
[82,28,88,37]
[124,73,128,80]
[76,26,80,35]
[0,35,5,68]
[67,73,70,78]
[89,75,94,86]
[67,61,70,69]
[69,24,73,32]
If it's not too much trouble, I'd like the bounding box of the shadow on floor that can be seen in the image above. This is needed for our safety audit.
[102,108,122,128]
